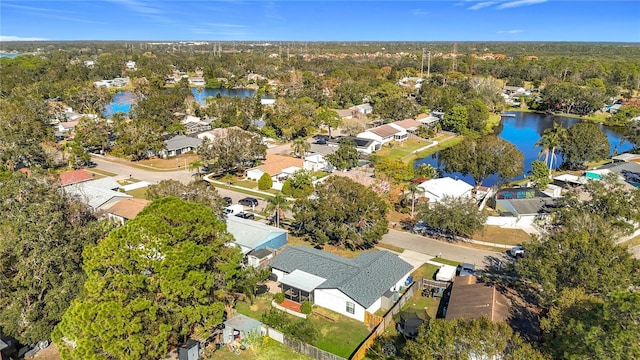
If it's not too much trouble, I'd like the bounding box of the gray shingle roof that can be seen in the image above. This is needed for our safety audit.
[165,135,202,151]
[271,246,412,308]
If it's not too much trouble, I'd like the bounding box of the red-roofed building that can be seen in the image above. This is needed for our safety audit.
[59,169,93,186]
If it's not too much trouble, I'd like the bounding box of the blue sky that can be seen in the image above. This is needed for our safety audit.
[1,1,639,42]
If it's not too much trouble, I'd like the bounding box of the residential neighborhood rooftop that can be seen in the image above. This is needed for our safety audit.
[59,169,94,186]
[226,215,288,253]
[106,198,151,220]
[271,245,412,308]
[445,279,510,322]
[256,154,303,176]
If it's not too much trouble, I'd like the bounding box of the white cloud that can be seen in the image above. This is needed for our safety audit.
[205,23,247,29]
[497,29,523,34]
[0,35,47,41]
[469,1,497,10]
[411,9,430,16]
[498,0,547,9]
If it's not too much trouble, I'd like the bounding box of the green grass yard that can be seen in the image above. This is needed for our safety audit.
[235,295,369,358]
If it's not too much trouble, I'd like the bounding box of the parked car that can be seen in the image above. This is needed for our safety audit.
[457,263,475,277]
[238,197,259,207]
[315,139,327,145]
[223,197,232,206]
[235,212,255,220]
[509,246,525,258]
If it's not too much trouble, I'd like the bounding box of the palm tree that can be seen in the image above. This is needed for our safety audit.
[265,193,291,228]
[188,159,205,178]
[535,123,566,173]
[292,137,311,159]
[404,183,421,218]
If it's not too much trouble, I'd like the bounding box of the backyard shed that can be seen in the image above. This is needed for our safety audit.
[222,314,262,344]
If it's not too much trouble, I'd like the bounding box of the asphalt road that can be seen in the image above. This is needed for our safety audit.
[91,156,269,212]
[381,229,507,269]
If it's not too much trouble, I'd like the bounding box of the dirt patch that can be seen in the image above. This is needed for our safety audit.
[31,343,61,360]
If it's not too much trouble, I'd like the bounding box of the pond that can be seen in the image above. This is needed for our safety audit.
[415,112,633,187]
[103,87,256,117]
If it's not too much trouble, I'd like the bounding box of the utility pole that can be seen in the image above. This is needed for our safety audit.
[420,48,425,78]
[427,51,431,78]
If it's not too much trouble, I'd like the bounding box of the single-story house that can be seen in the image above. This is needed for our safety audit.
[303,153,332,172]
[197,126,247,142]
[222,315,262,345]
[612,153,640,163]
[188,76,205,86]
[390,119,422,133]
[57,120,80,133]
[59,169,94,186]
[159,135,202,158]
[106,198,151,226]
[226,215,288,263]
[181,115,211,135]
[357,124,407,144]
[494,197,556,225]
[415,113,441,128]
[64,177,131,212]
[553,174,588,187]
[351,103,373,115]
[334,108,354,120]
[270,246,413,322]
[125,60,136,69]
[327,136,381,154]
[417,177,474,203]
[245,154,303,183]
[445,276,510,322]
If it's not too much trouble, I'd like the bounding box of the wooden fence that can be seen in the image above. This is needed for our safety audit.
[263,324,346,360]
[349,278,421,360]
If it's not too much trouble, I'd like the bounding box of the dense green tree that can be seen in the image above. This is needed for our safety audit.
[146,180,227,220]
[293,176,388,249]
[73,117,111,153]
[516,223,639,305]
[316,108,342,138]
[529,160,551,190]
[540,288,640,360]
[555,174,640,235]
[441,105,469,134]
[258,172,273,190]
[404,317,546,360]
[608,106,639,126]
[283,170,314,199]
[326,138,360,171]
[53,197,244,360]
[414,163,439,179]
[110,117,165,161]
[374,158,414,183]
[560,122,610,167]
[197,128,266,175]
[417,196,487,238]
[0,172,109,344]
[624,119,640,151]
[440,136,524,186]
[465,99,491,133]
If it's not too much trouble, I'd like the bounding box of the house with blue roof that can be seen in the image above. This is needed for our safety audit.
[225,216,288,267]
[270,246,413,322]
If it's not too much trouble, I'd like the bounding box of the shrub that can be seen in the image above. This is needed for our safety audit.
[300,300,312,315]
[261,308,288,330]
[288,320,318,343]
[258,172,273,190]
[274,292,285,304]
[281,179,292,196]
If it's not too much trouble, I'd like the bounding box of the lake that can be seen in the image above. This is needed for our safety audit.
[0,53,22,58]
[103,87,256,117]
[415,112,633,187]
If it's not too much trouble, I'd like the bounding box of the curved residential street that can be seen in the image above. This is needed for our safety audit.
[380,229,507,269]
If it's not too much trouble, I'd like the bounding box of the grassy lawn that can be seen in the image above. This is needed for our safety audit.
[87,168,117,177]
[126,187,149,199]
[285,235,371,259]
[376,243,405,253]
[205,337,313,360]
[401,290,441,319]
[374,138,432,161]
[234,179,258,189]
[430,258,461,267]
[471,226,533,246]
[411,263,441,280]
[137,154,201,170]
[235,295,369,358]
[411,136,463,160]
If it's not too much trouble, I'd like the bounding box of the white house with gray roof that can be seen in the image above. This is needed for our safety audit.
[64,177,131,212]
[270,246,413,322]
[159,135,202,158]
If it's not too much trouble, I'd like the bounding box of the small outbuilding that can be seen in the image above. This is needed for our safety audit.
[222,314,262,345]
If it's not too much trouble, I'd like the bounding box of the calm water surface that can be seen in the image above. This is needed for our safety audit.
[415,112,632,187]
